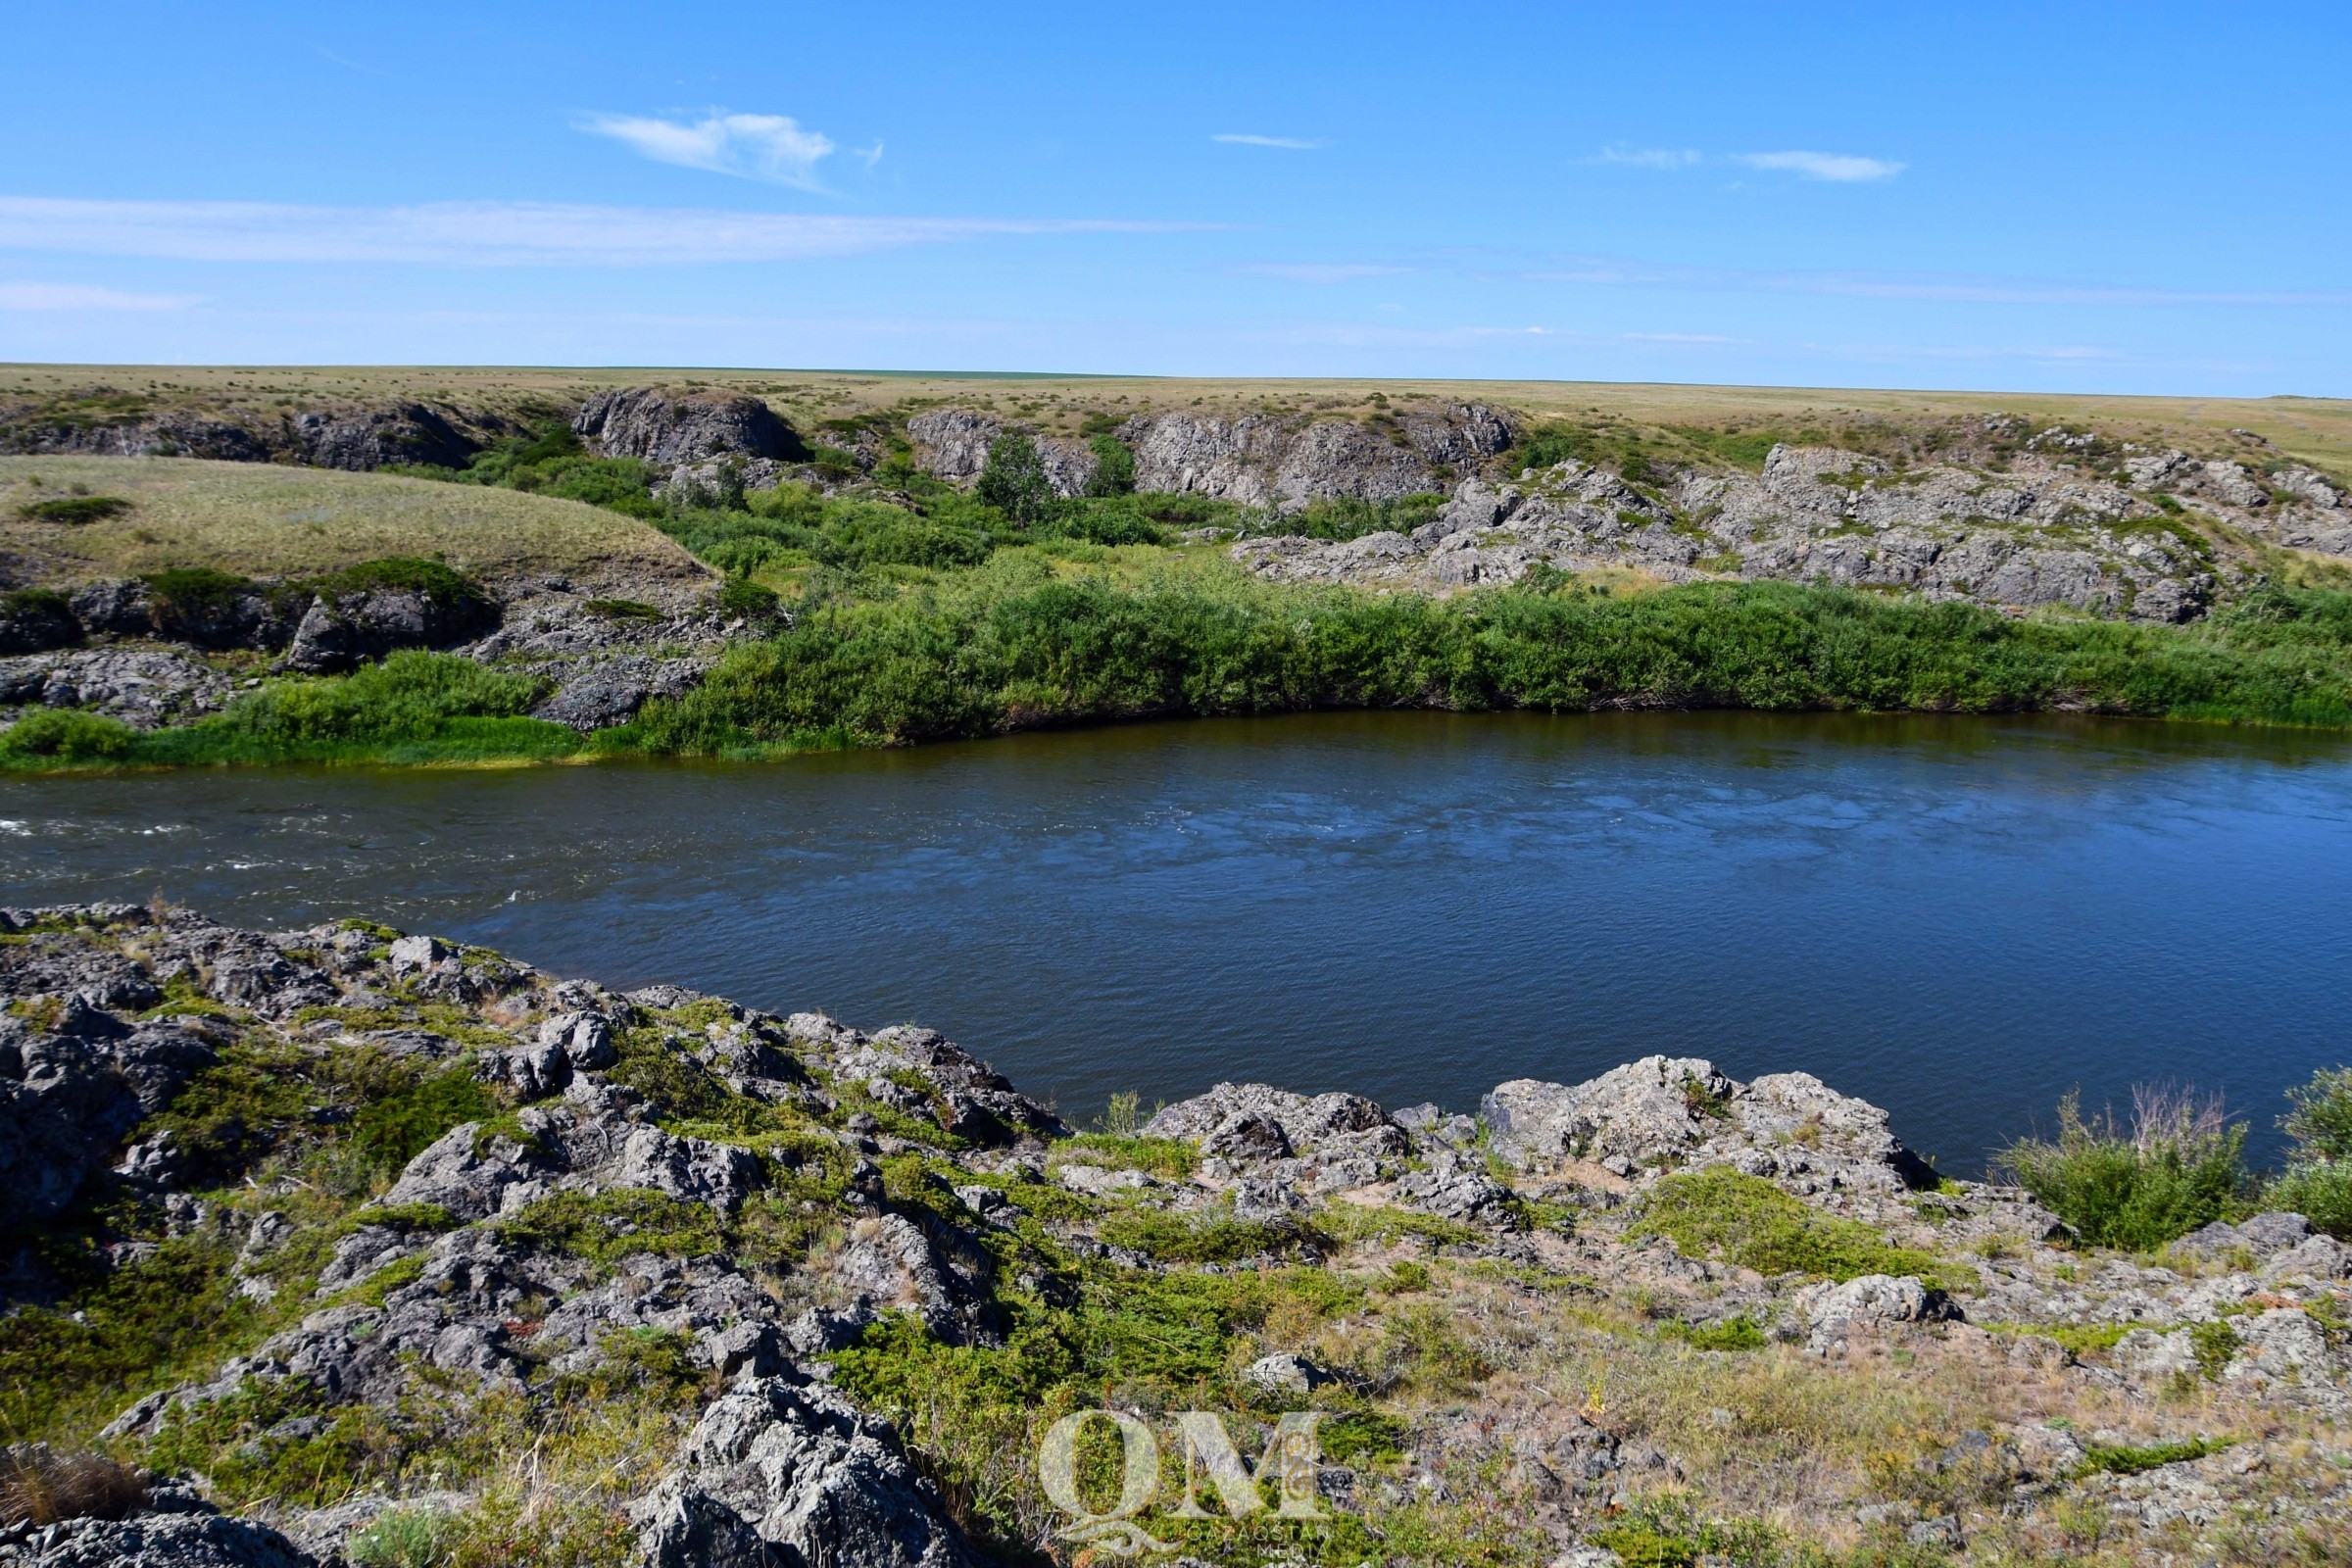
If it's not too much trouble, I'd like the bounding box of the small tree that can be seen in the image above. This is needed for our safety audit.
[976,433,1053,525]
[1084,435,1136,497]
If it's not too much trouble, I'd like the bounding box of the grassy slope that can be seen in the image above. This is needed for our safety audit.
[0,455,708,585]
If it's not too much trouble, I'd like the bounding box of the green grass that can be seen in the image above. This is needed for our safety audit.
[1629,1167,1972,1292]
[0,455,701,583]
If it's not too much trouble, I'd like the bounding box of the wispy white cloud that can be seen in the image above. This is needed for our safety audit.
[1580,145,1701,169]
[1523,254,2352,307]
[1252,322,1555,348]
[1736,150,1904,182]
[853,141,885,170]
[0,197,1197,268]
[580,112,838,189]
[1212,132,1324,150]
[0,280,194,311]
[1235,263,1408,284]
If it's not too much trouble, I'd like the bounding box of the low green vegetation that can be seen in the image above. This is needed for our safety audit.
[15,493,133,525]
[1997,1089,2250,1250]
[1995,1066,2352,1250]
[1630,1167,1971,1291]
[2075,1435,2232,1477]
[1,651,580,769]
[2266,1065,2352,1238]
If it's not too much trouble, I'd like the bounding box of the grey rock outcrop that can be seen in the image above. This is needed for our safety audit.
[531,655,709,732]
[1485,1056,1936,1195]
[905,404,1513,513]
[0,593,78,657]
[291,404,479,470]
[2,1510,317,1567]
[1145,1082,1410,1193]
[0,650,232,730]
[1240,443,2222,620]
[906,410,1101,499]
[0,397,505,472]
[1118,404,1514,513]
[282,585,500,675]
[575,389,807,466]
[634,1376,981,1568]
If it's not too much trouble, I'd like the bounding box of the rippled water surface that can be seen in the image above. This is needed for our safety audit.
[8,711,2352,1172]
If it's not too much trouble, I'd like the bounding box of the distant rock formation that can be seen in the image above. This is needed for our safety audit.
[574,388,808,466]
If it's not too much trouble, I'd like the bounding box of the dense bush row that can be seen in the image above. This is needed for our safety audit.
[1999,1067,2352,1249]
[12,575,2352,771]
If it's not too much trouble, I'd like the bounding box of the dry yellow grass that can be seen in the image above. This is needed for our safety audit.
[7,363,2350,478]
[0,455,706,585]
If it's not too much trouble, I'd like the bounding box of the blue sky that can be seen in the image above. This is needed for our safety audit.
[2,1,2346,394]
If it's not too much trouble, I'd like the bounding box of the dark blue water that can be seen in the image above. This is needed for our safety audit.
[7,711,2351,1173]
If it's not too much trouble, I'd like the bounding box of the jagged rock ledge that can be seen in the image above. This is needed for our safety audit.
[3,905,2348,1566]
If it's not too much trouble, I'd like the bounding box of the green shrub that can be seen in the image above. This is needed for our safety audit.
[584,597,662,620]
[1083,435,1136,497]
[2,586,74,618]
[347,1066,495,1175]
[1292,492,1446,542]
[1096,1207,1302,1263]
[1662,1315,1767,1351]
[716,575,781,620]
[2077,1435,2231,1476]
[2281,1064,2352,1162]
[216,651,547,745]
[1052,1133,1198,1180]
[348,1505,455,1568]
[0,709,136,761]
[494,1189,726,1264]
[1631,1167,1971,1290]
[1998,1088,2250,1250]
[307,557,491,616]
[2266,1162,2352,1241]
[15,495,131,525]
[976,433,1053,525]
[142,565,258,612]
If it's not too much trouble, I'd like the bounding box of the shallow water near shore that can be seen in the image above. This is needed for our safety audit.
[7,710,2352,1173]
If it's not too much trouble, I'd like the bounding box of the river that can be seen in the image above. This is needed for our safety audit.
[7,710,2351,1173]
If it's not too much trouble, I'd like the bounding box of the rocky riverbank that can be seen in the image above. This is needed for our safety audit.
[2,904,2347,1566]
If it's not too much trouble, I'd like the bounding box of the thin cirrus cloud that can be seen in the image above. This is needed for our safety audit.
[0,197,1197,268]
[0,280,194,311]
[1735,150,1905,182]
[1523,254,2352,308]
[1211,133,1324,150]
[1581,145,1702,170]
[1580,146,1901,181]
[1235,263,1409,284]
[579,112,839,189]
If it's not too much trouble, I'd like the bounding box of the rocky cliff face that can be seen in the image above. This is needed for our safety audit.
[575,389,808,466]
[906,404,1517,512]
[0,401,506,471]
[1231,437,2330,621]
[4,905,2348,1566]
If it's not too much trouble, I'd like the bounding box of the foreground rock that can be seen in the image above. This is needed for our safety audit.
[2,903,2348,1566]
